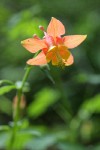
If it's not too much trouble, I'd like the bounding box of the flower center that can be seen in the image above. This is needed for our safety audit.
[46,45,70,66]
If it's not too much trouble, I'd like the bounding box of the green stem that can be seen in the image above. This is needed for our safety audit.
[7,66,32,150]
[7,52,39,150]
[14,66,32,125]
[21,66,32,89]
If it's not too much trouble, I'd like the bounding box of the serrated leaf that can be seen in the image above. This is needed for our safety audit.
[0,85,16,95]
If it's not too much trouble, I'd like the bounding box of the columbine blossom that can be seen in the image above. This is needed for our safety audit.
[21,17,87,67]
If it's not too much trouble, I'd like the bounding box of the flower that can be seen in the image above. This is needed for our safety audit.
[21,17,87,67]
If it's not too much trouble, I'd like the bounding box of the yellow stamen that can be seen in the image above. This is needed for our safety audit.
[46,45,70,66]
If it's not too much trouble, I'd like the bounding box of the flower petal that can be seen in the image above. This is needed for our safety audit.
[47,17,65,37]
[46,50,54,63]
[58,46,70,60]
[64,35,87,49]
[46,46,57,63]
[52,55,59,65]
[27,51,47,66]
[64,54,74,66]
[21,38,47,53]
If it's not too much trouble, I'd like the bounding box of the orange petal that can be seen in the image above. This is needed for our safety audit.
[52,55,59,65]
[64,54,74,66]
[27,51,47,65]
[64,35,87,49]
[47,17,65,37]
[21,38,47,53]
[46,51,54,63]
[46,46,57,63]
[58,46,70,60]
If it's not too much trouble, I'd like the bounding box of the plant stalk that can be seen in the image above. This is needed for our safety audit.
[7,66,32,150]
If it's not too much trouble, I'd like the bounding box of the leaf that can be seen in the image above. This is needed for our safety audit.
[0,80,14,86]
[93,145,100,150]
[0,132,9,148]
[25,135,57,150]
[0,125,10,131]
[27,87,60,118]
[58,143,85,150]
[0,85,16,95]
[26,133,85,150]
[79,94,100,119]
[0,96,12,115]
[7,131,31,150]
[74,73,100,84]
[19,129,41,137]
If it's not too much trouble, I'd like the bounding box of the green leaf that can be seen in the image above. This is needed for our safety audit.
[26,135,57,150]
[0,80,14,86]
[27,87,60,118]
[0,96,12,115]
[79,94,100,119]
[7,131,31,150]
[58,143,85,150]
[0,132,9,148]
[0,85,16,95]
[93,145,100,150]
[19,129,41,137]
[0,125,10,131]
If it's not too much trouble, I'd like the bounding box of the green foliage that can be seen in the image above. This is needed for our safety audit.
[0,85,16,95]
[79,94,100,118]
[28,87,60,118]
[0,80,14,86]
[8,15,47,40]
[0,132,9,149]
[0,125,10,131]
[0,0,100,149]
[0,96,12,115]
[58,143,85,150]
[8,131,32,150]
[27,134,59,150]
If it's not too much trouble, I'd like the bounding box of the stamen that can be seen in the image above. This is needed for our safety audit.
[56,51,62,65]
[39,25,45,32]
[55,50,65,67]
[32,34,40,39]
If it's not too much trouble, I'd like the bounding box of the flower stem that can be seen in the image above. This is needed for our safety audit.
[7,66,32,150]
[21,66,32,90]
[7,52,39,150]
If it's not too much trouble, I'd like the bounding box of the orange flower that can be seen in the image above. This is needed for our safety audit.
[21,17,87,67]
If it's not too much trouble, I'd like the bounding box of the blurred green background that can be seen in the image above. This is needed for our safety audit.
[0,0,100,149]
